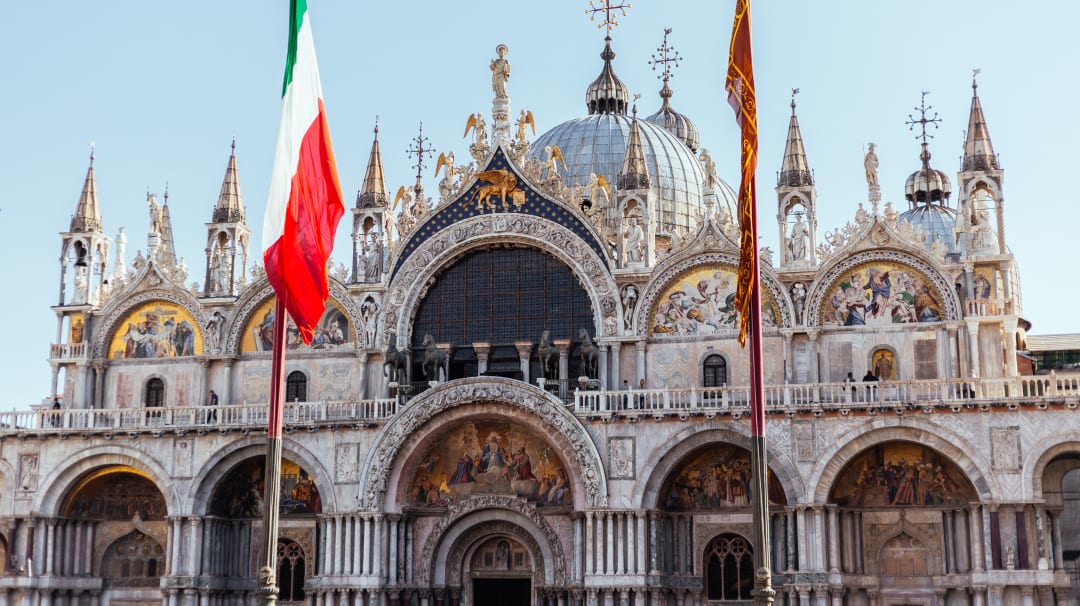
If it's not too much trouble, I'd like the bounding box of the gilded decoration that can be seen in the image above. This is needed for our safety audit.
[406,420,572,509]
[660,444,787,512]
[210,456,321,518]
[648,265,780,336]
[108,301,202,359]
[241,296,352,353]
[820,260,945,326]
[829,442,977,507]
[805,251,958,327]
[358,378,607,509]
[62,467,167,520]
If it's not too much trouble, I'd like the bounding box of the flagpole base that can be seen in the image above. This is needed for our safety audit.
[256,566,280,606]
[752,568,775,606]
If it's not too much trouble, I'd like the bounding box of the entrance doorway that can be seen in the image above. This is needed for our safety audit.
[472,578,531,606]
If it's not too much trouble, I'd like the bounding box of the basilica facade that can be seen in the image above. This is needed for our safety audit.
[2,24,1078,606]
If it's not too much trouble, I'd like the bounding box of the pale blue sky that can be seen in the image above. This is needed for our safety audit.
[1,1,1075,406]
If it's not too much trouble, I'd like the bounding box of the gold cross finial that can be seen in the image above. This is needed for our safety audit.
[649,28,681,84]
[587,0,632,36]
[407,121,434,188]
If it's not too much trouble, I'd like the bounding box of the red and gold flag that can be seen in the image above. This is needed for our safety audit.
[726,0,758,347]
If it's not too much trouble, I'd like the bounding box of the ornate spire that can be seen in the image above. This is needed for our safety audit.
[585,1,632,116]
[212,138,245,223]
[618,99,651,190]
[71,148,102,233]
[358,120,389,208]
[158,187,178,267]
[777,89,813,187]
[962,70,999,172]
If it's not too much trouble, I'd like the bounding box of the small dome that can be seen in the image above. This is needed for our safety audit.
[904,145,951,204]
[645,88,700,152]
[905,166,952,204]
[585,38,629,115]
[531,113,737,235]
[898,204,960,255]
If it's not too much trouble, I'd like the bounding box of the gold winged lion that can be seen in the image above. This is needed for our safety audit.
[472,169,524,211]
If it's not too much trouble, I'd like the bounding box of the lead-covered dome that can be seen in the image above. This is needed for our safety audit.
[900,143,958,254]
[645,83,700,153]
[531,114,736,236]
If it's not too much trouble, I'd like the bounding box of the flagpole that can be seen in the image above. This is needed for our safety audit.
[257,295,287,606]
[747,230,775,606]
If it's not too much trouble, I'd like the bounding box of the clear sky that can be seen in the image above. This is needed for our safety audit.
[1,1,1076,407]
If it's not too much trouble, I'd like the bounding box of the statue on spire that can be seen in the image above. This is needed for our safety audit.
[490,44,510,100]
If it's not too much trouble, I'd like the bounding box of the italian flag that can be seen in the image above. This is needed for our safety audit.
[262,0,345,345]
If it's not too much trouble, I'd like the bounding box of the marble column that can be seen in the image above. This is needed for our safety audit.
[610,342,621,390]
[813,507,826,571]
[1004,317,1018,377]
[92,361,107,410]
[966,321,981,380]
[222,359,235,404]
[556,340,572,396]
[826,505,840,573]
[970,505,984,571]
[515,341,534,384]
[599,345,609,390]
[807,331,820,384]
[635,341,646,384]
[585,512,595,575]
[635,511,646,575]
[473,343,491,376]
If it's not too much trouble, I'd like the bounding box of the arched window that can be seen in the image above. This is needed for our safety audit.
[145,378,164,407]
[703,355,727,387]
[278,539,306,602]
[101,531,165,587]
[705,534,753,601]
[285,371,307,403]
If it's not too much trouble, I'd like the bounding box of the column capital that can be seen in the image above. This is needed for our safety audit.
[514,341,534,359]
[472,342,492,357]
[554,339,572,354]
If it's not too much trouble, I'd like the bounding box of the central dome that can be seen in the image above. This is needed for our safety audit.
[530,114,736,236]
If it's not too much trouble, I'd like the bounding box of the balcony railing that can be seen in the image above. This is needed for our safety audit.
[965,298,1012,317]
[2,375,1076,435]
[49,342,88,361]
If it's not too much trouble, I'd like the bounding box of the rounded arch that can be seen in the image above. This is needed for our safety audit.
[384,214,620,344]
[699,351,730,387]
[809,420,996,504]
[227,279,364,356]
[419,495,566,587]
[92,288,208,359]
[635,252,792,336]
[869,526,942,577]
[358,377,607,509]
[142,375,167,407]
[868,345,900,380]
[637,424,803,509]
[805,248,960,327]
[32,446,178,518]
[187,437,337,515]
[1025,434,1080,499]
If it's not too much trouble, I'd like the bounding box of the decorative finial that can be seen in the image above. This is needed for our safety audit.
[972,67,981,90]
[632,92,640,117]
[231,135,236,154]
[89,142,95,166]
[650,28,681,85]
[374,115,380,138]
[791,87,799,112]
[163,182,169,204]
[587,0,632,36]
[906,91,941,167]
[407,121,434,189]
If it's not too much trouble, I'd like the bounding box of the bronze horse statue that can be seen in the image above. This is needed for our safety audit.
[422,334,450,381]
[382,332,410,384]
[578,329,599,379]
[538,330,558,381]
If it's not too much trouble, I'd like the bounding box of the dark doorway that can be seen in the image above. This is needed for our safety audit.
[472,578,531,606]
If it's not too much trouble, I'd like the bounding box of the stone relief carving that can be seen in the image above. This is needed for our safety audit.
[608,436,635,480]
[417,494,566,586]
[17,454,38,492]
[358,378,607,509]
[990,426,1021,471]
[173,438,194,478]
[336,443,360,483]
[792,421,815,462]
